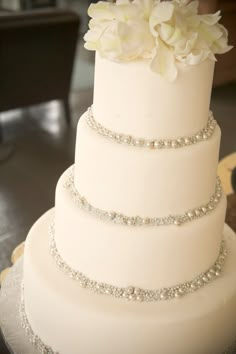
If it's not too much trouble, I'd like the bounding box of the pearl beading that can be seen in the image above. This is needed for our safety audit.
[20,283,58,354]
[64,166,223,227]
[49,222,227,302]
[20,272,236,354]
[86,106,217,149]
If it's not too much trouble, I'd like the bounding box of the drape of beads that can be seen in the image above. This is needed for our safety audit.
[64,166,222,227]
[20,274,236,354]
[49,222,227,303]
[86,106,217,149]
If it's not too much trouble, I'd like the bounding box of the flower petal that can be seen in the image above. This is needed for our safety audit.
[200,11,221,26]
[150,2,174,36]
[186,0,198,15]
[177,48,210,65]
[88,2,114,21]
[117,20,155,60]
[151,39,178,81]
[160,24,183,46]
[174,32,198,55]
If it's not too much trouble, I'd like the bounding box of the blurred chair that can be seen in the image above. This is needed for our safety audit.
[0,0,57,11]
[0,8,80,133]
[21,0,57,9]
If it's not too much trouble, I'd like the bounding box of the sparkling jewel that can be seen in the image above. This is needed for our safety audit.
[86,106,217,150]
[174,219,182,226]
[172,140,178,148]
[207,272,214,279]
[164,141,170,147]
[191,283,197,290]
[154,140,162,148]
[127,286,135,295]
[136,295,144,302]
[64,167,222,228]
[160,292,168,300]
[134,139,142,146]
[19,280,236,354]
[49,223,227,303]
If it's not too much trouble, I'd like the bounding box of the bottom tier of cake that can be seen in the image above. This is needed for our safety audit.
[23,209,236,354]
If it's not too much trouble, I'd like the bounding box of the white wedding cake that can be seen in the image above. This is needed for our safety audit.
[21,1,236,353]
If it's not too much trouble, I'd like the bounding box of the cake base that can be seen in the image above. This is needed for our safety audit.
[1,258,236,354]
[20,209,236,354]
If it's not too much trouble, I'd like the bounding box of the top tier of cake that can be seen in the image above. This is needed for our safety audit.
[85,0,231,138]
[93,53,214,139]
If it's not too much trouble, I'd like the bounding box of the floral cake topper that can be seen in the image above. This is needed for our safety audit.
[84,0,232,81]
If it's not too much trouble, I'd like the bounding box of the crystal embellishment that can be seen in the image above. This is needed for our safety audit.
[49,222,227,302]
[20,278,235,353]
[64,166,223,227]
[86,106,217,149]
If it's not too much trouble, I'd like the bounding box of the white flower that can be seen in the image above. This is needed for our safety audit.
[97,19,154,61]
[84,0,154,61]
[84,0,232,81]
[210,24,233,54]
[149,0,232,79]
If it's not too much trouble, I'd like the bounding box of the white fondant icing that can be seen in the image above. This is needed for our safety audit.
[93,54,215,138]
[54,168,226,289]
[23,210,236,354]
[75,113,221,216]
[21,22,235,354]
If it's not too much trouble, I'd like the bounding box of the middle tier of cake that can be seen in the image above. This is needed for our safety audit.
[54,165,226,290]
[74,112,221,216]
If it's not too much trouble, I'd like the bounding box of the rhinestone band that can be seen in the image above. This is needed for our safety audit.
[86,106,217,149]
[20,279,235,354]
[49,223,227,302]
[64,166,222,227]
[20,283,58,354]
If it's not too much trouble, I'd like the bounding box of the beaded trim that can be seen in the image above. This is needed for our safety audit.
[49,223,227,302]
[20,283,58,354]
[64,166,222,227]
[20,278,236,354]
[86,106,217,149]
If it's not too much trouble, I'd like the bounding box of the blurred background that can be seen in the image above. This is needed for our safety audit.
[0,0,235,272]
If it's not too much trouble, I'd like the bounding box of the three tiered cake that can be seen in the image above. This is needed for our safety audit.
[21,1,236,353]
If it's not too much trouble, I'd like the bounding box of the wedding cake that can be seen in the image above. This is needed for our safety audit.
[20,1,236,353]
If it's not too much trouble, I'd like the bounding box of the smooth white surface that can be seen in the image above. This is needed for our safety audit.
[55,169,226,289]
[75,114,221,216]
[23,209,236,354]
[93,54,215,139]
